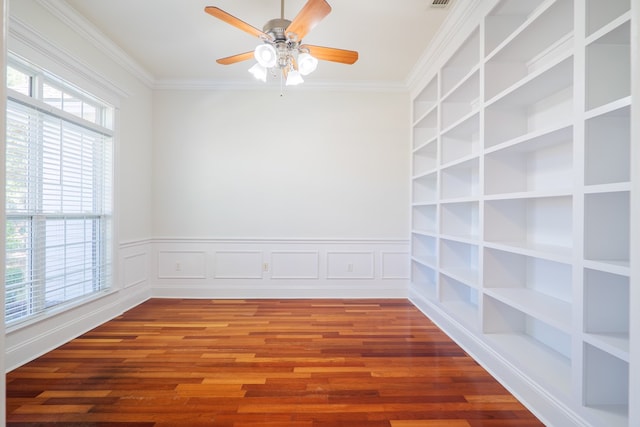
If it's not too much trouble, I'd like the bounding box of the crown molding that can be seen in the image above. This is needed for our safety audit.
[36,0,155,88]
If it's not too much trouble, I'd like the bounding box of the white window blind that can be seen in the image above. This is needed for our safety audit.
[5,66,113,325]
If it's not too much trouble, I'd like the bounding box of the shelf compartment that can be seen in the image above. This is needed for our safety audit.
[585,20,630,111]
[484,0,546,56]
[440,239,478,287]
[413,140,438,176]
[413,108,438,149]
[411,233,437,267]
[586,0,630,37]
[412,172,438,204]
[485,56,573,148]
[485,0,574,100]
[441,70,480,131]
[440,201,479,240]
[584,191,629,266]
[483,295,572,396]
[412,204,437,235]
[585,105,630,186]
[485,125,572,195]
[412,261,437,300]
[440,274,479,330]
[441,28,480,97]
[441,158,479,200]
[583,268,629,358]
[441,113,480,165]
[413,76,438,122]
[583,343,629,427]
[485,196,572,256]
[484,248,571,332]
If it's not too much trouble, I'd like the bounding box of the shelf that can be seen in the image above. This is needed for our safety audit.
[411,233,437,267]
[585,104,630,186]
[440,201,478,240]
[584,191,629,265]
[485,125,572,195]
[484,248,571,332]
[441,70,480,130]
[583,343,629,426]
[583,268,629,358]
[412,204,437,235]
[413,139,438,176]
[585,20,630,111]
[483,296,572,396]
[441,112,480,165]
[485,56,573,147]
[441,28,480,96]
[586,0,630,37]
[413,108,438,149]
[485,0,574,100]
[412,172,438,204]
[440,274,479,330]
[440,239,478,287]
[412,261,437,300]
[413,75,438,122]
[441,157,479,200]
[485,195,572,255]
[484,0,547,56]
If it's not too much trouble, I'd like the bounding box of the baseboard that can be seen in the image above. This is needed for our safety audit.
[409,288,589,427]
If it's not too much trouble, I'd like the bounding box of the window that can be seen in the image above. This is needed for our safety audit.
[5,56,114,325]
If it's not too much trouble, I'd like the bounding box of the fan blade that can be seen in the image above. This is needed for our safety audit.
[205,6,272,40]
[302,45,359,64]
[286,0,331,40]
[216,51,255,65]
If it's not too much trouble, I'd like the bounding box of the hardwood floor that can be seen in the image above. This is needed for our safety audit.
[6,299,543,426]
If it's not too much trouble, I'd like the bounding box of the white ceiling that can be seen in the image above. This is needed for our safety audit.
[61,0,454,87]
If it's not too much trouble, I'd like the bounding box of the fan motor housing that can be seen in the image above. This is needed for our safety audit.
[263,18,292,41]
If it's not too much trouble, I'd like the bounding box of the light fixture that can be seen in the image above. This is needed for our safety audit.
[297,52,318,76]
[245,18,318,87]
[248,63,267,82]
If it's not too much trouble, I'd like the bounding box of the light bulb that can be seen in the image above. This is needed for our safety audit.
[286,69,304,86]
[248,63,267,82]
[254,44,277,68]
[297,52,318,76]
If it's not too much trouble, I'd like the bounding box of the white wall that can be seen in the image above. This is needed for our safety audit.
[4,0,154,370]
[152,89,409,239]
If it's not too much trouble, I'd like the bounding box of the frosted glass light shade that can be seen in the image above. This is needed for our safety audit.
[248,63,267,82]
[286,69,304,86]
[254,44,277,68]
[298,53,318,76]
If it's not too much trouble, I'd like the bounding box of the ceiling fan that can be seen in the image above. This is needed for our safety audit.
[204,0,359,85]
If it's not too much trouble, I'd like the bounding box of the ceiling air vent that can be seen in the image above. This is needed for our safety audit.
[431,0,450,7]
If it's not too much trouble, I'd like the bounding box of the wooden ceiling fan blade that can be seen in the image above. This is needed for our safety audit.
[286,0,331,41]
[302,45,359,64]
[205,6,272,40]
[216,51,255,65]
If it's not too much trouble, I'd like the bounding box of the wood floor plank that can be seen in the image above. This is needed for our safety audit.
[6,299,543,426]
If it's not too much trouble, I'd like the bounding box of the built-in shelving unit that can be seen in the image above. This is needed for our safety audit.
[409,0,635,425]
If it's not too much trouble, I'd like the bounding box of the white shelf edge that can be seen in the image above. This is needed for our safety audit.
[485,50,573,108]
[411,229,438,239]
[583,332,630,362]
[440,268,479,289]
[484,0,558,62]
[585,11,632,46]
[412,136,438,154]
[484,122,573,154]
[582,405,629,427]
[440,300,480,332]
[584,96,631,120]
[583,259,630,277]
[484,190,573,201]
[583,182,631,194]
[484,288,571,333]
[412,103,439,127]
[412,170,438,181]
[411,202,438,208]
[440,195,480,204]
[440,109,480,137]
[411,255,438,270]
[439,234,479,246]
[441,64,481,102]
[440,152,479,170]
[483,241,572,264]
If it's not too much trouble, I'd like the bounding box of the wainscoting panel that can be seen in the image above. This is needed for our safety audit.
[150,239,409,299]
[214,250,263,279]
[327,251,375,279]
[121,251,149,289]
